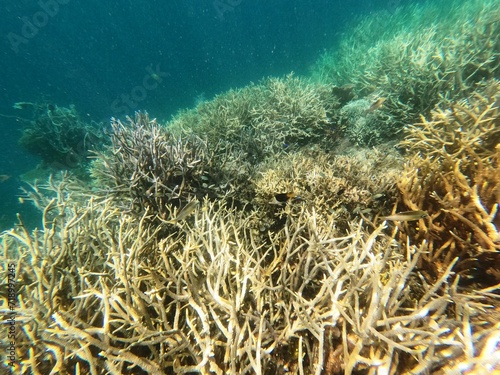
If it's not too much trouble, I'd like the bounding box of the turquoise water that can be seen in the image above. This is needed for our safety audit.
[0,0,418,230]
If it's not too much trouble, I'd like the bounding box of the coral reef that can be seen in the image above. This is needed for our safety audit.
[17,103,103,169]
[168,74,335,161]
[2,79,499,375]
[2,173,499,374]
[253,146,401,233]
[1,2,499,373]
[397,80,500,285]
[312,0,500,144]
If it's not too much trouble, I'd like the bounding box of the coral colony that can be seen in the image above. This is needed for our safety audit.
[1,0,499,373]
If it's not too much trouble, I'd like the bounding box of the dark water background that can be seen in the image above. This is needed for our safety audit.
[0,0,416,230]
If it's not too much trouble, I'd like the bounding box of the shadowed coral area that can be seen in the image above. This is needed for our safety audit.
[17,103,103,169]
[89,112,261,227]
[90,113,237,221]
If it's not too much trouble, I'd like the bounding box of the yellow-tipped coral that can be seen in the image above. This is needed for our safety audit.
[398,80,500,284]
[2,171,499,374]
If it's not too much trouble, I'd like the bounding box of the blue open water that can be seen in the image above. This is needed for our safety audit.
[0,0,420,230]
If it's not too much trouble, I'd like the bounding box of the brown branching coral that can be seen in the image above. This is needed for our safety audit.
[398,80,500,284]
[2,174,498,374]
[90,112,252,222]
[254,146,402,233]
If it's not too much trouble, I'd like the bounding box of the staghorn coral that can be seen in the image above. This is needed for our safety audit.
[90,112,254,222]
[397,80,500,284]
[1,175,164,374]
[168,74,334,162]
[1,174,499,374]
[253,146,402,233]
[337,97,400,146]
[312,0,500,143]
[17,103,103,169]
[2,13,500,371]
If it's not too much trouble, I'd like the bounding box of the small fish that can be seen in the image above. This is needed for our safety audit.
[165,200,198,224]
[150,73,162,83]
[269,192,302,206]
[275,192,298,202]
[13,101,34,110]
[0,175,10,182]
[383,210,428,221]
[366,97,386,113]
